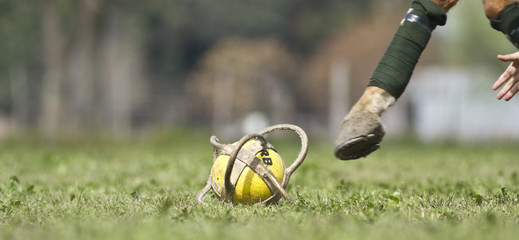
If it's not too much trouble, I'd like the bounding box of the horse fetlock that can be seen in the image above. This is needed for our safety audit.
[352,86,395,116]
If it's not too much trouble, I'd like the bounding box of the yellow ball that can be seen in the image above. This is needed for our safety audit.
[211,140,285,204]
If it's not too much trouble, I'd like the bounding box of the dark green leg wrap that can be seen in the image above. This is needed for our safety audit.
[490,3,519,49]
[368,0,447,99]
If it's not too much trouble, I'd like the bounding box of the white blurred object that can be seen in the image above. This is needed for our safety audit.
[383,66,519,142]
[241,112,270,135]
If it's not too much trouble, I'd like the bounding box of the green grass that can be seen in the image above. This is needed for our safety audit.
[1,131,519,239]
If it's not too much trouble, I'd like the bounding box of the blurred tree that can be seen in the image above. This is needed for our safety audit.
[40,0,65,135]
[38,0,147,137]
[186,37,297,135]
[0,0,41,129]
[96,6,147,136]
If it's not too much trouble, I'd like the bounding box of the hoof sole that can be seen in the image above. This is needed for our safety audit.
[334,134,381,160]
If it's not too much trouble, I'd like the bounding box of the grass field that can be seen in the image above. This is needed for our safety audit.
[1,129,519,239]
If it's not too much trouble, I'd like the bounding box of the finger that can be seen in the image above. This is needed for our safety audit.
[503,81,519,101]
[497,51,519,62]
[497,77,516,100]
[493,63,514,90]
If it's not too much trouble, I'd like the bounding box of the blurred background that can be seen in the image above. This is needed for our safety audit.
[0,0,518,142]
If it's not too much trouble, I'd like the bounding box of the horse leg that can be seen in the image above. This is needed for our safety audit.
[334,0,457,160]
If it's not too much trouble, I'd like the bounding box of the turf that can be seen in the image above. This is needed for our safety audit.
[0,131,518,239]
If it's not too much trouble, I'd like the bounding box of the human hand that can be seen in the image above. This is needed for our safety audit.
[494,52,519,101]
